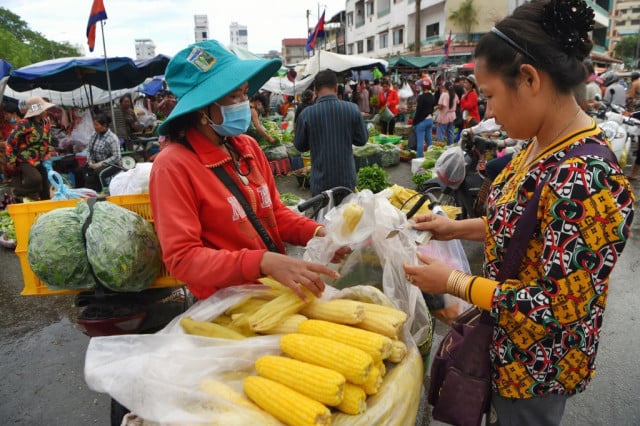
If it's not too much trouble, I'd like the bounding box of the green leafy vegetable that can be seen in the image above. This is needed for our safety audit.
[357,164,391,193]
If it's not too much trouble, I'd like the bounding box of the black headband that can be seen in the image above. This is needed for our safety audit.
[490,27,537,63]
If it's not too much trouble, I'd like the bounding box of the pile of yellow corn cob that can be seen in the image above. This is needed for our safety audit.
[182,277,410,426]
[386,184,461,218]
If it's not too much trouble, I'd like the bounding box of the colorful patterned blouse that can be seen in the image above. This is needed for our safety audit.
[484,123,634,399]
[6,118,53,167]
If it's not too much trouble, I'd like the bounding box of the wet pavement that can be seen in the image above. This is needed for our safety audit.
[0,160,638,425]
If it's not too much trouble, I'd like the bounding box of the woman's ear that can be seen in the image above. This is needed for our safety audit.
[519,64,541,94]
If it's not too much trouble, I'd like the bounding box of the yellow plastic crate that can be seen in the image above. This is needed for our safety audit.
[7,194,183,296]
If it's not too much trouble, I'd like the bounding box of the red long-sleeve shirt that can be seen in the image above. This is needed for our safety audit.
[149,129,319,299]
[460,90,481,123]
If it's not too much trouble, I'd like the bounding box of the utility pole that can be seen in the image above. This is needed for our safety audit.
[414,0,422,56]
[307,9,311,59]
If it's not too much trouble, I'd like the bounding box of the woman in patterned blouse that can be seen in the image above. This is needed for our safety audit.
[6,97,56,200]
[403,1,635,424]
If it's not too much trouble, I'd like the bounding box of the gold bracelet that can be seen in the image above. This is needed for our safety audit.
[446,270,472,301]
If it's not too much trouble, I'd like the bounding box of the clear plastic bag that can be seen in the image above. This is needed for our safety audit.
[417,239,472,323]
[86,285,426,426]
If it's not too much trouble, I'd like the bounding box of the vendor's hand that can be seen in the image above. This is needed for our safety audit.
[313,227,352,263]
[411,213,458,241]
[260,252,340,301]
[403,253,452,294]
[89,161,103,170]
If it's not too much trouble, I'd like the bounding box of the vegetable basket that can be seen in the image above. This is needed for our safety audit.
[7,194,182,296]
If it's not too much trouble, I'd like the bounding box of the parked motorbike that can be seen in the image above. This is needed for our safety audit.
[419,131,500,219]
[592,99,639,166]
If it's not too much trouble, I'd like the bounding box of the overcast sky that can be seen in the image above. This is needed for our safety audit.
[4,0,345,58]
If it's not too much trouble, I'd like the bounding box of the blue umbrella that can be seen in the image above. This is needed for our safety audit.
[0,59,13,79]
[139,76,165,96]
[8,56,146,92]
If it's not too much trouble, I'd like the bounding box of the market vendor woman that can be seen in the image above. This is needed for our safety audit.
[5,96,56,201]
[150,39,346,300]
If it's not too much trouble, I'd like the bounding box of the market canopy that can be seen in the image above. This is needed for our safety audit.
[386,55,446,69]
[298,50,388,78]
[2,83,133,108]
[7,56,161,92]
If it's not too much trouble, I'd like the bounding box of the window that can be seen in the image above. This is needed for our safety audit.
[367,37,374,52]
[239,29,247,36]
[357,40,364,54]
[348,43,354,55]
[379,32,388,49]
[347,12,353,26]
[426,23,439,38]
[393,28,403,45]
[366,1,374,16]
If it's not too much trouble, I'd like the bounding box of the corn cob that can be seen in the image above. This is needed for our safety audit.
[298,319,392,362]
[248,290,311,332]
[280,333,373,385]
[341,202,364,236]
[300,299,365,325]
[388,339,408,363]
[200,377,255,409]
[361,302,408,323]
[356,303,407,339]
[225,297,270,316]
[336,383,367,415]
[376,360,387,377]
[243,375,331,426]
[260,314,308,335]
[361,365,382,395]
[211,314,232,326]
[255,355,345,406]
[179,316,246,340]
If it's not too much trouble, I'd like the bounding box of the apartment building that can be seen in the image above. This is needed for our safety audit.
[340,0,613,64]
[194,15,209,43]
[608,0,640,54]
[230,22,248,49]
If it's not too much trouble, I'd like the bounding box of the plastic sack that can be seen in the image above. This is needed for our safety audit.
[69,108,95,149]
[305,190,432,348]
[434,146,466,189]
[85,285,425,426]
[48,170,98,200]
[108,163,153,195]
[134,101,158,128]
[398,82,413,100]
[85,201,162,292]
[27,204,96,291]
[262,144,288,161]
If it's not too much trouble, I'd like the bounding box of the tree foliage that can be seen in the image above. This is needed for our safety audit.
[0,7,81,68]
[613,34,640,68]
[448,0,478,43]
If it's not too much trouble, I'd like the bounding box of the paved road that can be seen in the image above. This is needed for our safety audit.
[0,160,638,425]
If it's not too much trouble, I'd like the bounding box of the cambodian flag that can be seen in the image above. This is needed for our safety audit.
[86,0,108,52]
[306,10,325,52]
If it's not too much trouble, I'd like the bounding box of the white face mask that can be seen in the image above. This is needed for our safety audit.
[206,100,251,137]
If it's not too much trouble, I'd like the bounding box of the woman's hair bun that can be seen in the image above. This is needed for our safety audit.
[541,0,594,59]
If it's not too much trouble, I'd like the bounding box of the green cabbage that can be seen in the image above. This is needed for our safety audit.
[85,202,162,292]
[27,203,95,290]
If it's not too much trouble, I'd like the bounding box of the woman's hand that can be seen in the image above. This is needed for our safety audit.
[89,161,103,170]
[313,226,352,263]
[260,252,340,301]
[412,213,459,241]
[403,252,453,294]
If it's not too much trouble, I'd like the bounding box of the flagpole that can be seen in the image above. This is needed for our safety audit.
[99,20,116,132]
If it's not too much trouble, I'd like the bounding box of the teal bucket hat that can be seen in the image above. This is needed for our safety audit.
[159,39,282,135]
